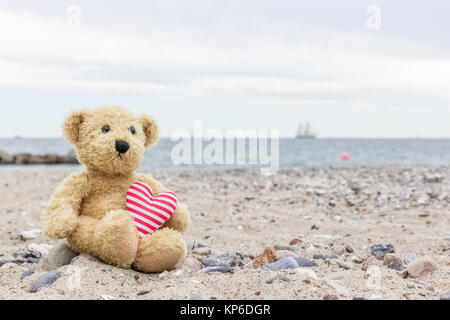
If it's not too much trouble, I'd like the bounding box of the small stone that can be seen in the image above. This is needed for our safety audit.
[345,245,354,253]
[48,241,78,265]
[202,253,237,268]
[440,291,450,300]
[137,290,150,296]
[28,243,52,257]
[158,270,169,279]
[175,257,203,273]
[406,256,438,278]
[323,294,339,300]
[383,254,403,270]
[20,269,35,280]
[252,246,278,268]
[20,229,41,241]
[192,247,212,255]
[333,246,345,256]
[197,266,234,273]
[335,259,354,270]
[292,256,316,267]
[289,238,302,246]
[263,257,299,270]
[402,253,418,265]
[351,256,365,264]
[28,270,61,292]
[0,262,17,270]
[190,293,202,300]
[274,245,295,251]
[370,243,395,260]
[296,268,317,279]
[27,257,40,264]
[313,254,337,260]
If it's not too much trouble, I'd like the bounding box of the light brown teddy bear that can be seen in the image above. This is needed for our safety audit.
[41,105,190,272]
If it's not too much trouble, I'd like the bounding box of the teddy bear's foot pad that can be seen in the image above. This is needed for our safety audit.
[93,210,139,268]
[133,228,186,273]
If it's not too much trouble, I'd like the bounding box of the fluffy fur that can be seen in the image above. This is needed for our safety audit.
[42,105,190,272]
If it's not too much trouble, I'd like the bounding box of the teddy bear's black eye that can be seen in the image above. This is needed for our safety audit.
[102,125,110,133]
[129,126,136,135]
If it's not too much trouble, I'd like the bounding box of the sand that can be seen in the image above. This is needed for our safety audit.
[0,166,449,300]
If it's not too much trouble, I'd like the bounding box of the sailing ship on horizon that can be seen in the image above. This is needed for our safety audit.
[295,122,317,139]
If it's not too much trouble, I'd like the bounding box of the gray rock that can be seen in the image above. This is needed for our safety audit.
[370,243,395,260]
[293,256,317,267]
[263,257,299,270]
[48,241,78,265]
[28,270,61,292]
[20,269,34,280]
[197,266,234,273]
[335,259,354,270]
[202,253,237,268]
[386,258,403,271]
[313,254,337,260]
[440,291,450,300]
[402,253,418,265]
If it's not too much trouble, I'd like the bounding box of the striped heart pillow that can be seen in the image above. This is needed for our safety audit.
[126,182,177,238]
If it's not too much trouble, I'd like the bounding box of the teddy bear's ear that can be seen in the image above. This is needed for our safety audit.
[140,114,159,147]
[63,109,88,145]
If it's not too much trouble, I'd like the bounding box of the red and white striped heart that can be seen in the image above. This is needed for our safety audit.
[126,182,177,238]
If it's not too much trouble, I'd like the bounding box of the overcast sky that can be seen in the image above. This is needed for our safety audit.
[0,0,449,138]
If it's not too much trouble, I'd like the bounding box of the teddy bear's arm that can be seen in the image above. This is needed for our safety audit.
[41,172,88,239]
[135,173,191,232]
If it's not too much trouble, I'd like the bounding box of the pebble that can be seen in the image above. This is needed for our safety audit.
[48,241,78,265]
[406,256,438,278]
[440,291,450,300]
[197,266,234,273]
[175,257,203,273]
[383,254,403,270]
[192,247,212,255]
[263,257,299,270]
[252,246,278,268]
[370,243,395,260]
[274,245,295,251]
[323,294,339,300]
[289,238,302,246]
[313,254,337,260]
[333,246,345,256]
[293,256,317,267]
[20,229,41,241]
[137,290,150,296]
[190,293,203,300]
[28,270,61,292]
[402,253,418,265]
[266,273,291,284]
[202,253,237,268]
[296,268,317,279]
[20,269,35,280]
[28,243,52,257]
[335,259,354,270]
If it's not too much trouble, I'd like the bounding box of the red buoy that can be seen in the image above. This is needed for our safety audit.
[341,152,349,161]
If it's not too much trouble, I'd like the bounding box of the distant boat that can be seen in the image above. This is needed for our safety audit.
[295,122,317,139]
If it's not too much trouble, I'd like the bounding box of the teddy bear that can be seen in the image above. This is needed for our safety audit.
[41,105,190,272]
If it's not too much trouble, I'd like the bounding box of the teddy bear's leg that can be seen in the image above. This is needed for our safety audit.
[92,210,139,268]
[67,215,99,254]
[133,228,186,273]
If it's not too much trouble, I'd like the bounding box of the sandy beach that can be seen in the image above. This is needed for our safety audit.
[0,166,449,300]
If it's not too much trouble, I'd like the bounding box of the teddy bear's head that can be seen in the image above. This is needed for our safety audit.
[63,105,159,174]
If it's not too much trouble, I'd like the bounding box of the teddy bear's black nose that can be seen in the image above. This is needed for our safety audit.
[115,140,130,154]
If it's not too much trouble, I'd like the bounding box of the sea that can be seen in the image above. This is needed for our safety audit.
[0,138,449,171]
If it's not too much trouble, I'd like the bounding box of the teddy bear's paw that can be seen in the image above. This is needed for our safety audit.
[92,210,139,268]
[133,228,186,273]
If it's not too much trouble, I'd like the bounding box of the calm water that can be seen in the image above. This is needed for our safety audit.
[0,137,449,170]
